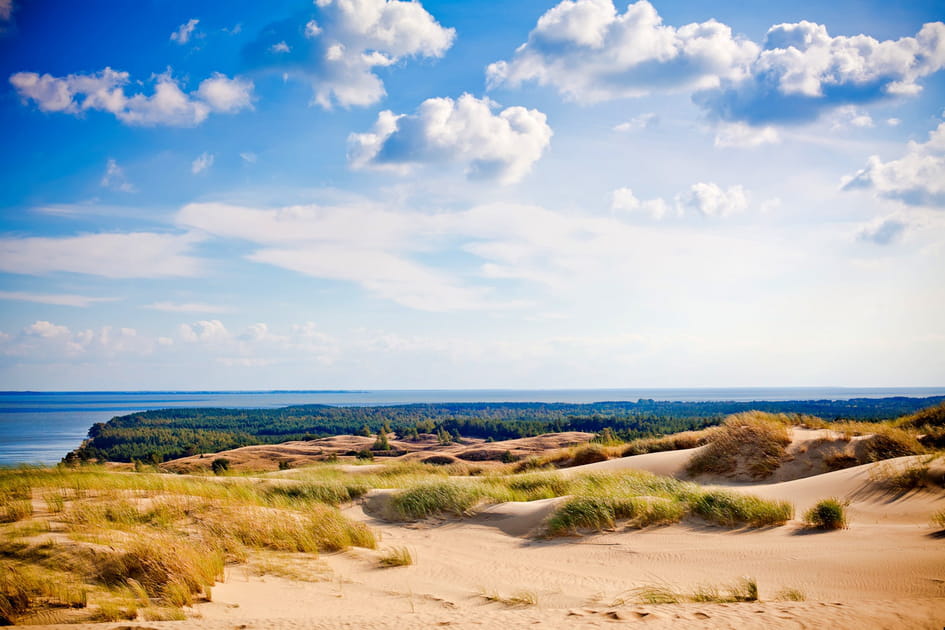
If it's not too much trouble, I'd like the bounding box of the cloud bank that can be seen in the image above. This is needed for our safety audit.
[9,68,254,127]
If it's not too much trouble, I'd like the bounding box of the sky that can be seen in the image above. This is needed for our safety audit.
[0,0,943,390]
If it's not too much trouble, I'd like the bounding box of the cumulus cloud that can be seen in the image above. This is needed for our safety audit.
[487,0,758,102]
[489,1,945,126]
[191,152,214,174]
[243,0,454,108]
[100,158,136,192]
[842,122,945,207]
[9,68,254,127]
[610,187,669,218]
[676,182,749,217]
[695,21,945,125]
[170,18,199,44]
[179,319,229,343]
[348,93,552,183]
[0,232,203,278]
[1,321,155,360]
[0,291,118,307]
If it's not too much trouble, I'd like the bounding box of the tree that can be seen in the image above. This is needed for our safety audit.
[373,428,391,451]
[211,458,231,475]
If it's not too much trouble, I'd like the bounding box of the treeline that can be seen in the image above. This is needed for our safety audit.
[64,396,945,464]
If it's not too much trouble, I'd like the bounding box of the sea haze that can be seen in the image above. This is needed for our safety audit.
[1,388,943,465]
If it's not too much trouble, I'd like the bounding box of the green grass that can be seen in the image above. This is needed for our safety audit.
[803,498,848,530]
[632,577,758,604]
[388,480,484,520]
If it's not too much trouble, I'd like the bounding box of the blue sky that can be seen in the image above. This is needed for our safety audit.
[0,0,943,390]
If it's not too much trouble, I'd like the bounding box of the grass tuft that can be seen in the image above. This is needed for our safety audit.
[803,498,848,530]
[378,546,413,568]
[388,481,483,520]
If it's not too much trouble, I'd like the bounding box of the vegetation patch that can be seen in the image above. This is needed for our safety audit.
[803,498,848,530]
[388,481,484,520]
[378,546,413,568]
[686,412,792,480]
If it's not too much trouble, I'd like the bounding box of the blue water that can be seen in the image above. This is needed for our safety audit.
[1,387,943,465]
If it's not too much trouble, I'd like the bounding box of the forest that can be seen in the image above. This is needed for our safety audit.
[64,396,945,463]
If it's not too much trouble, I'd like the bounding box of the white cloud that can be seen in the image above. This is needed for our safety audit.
[887,118,902,127]
[842,122,945,207]
[610,187,669,219]
[487,0,758,102]
[612,182,752,219]
[145,302,231,314]
[179,319,229,343]
[246,0,454,109]
[696,20,945,125]
[240,152,257,164]
[191,152,214,174]
[9,68,254,127]
[0,232,203,278]
[857,215,908,245]
[348,93,552,184]
[489,1,945,126]
[713,122,779,148]
[100,158,136,192]
[170,18,199,45]
[830,106,874,130]
[613,112,658,132]
[0,291,118,307]
[1,321,155,359]
[676,182,749,217]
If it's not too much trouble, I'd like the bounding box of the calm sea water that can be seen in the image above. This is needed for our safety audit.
[2,387,943,465]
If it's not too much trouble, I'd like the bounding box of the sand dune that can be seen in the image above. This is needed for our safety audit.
[26,425,945,630]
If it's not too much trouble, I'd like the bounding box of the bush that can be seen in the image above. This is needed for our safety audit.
[803,498,847,530]
[210,458,230,475]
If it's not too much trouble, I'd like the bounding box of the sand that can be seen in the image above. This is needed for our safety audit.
[31,431,945,630]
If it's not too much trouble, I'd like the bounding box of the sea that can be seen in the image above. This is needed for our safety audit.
[1,387,943,466]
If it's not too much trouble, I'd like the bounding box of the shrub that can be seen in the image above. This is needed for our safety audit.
[356,449,374,461]
[803,498,847,530]
[210,458,230,475]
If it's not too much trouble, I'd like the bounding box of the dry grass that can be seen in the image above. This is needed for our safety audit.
[0,465,376,623]
[477,588,537,607]
[686,412,792,480]
[621,428,718,456]
[378,546,413,568]
[929,508,945,530]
